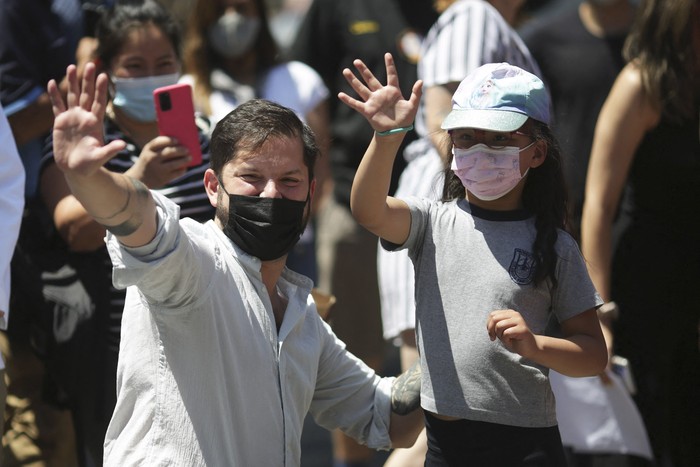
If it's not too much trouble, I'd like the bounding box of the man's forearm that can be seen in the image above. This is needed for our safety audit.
[388,360,423,448]
[64,169,157,247]
[391,360,421,415]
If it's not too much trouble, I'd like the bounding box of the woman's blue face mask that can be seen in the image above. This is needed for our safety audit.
[111,73,179,122]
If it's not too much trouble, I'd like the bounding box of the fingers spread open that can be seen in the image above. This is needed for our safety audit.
[79,62,96,111]
[337,91,365,113]
[47,79,66,116]
[342,68,372,102]
[66,65,79,108]
[384,53,399,89]
[354,58,383,92]
[92,73,110,119]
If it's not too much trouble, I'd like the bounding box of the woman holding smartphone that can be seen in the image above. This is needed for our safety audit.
[37,1,212,465]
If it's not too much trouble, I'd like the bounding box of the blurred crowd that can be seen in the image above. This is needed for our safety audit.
[0,0,697,466]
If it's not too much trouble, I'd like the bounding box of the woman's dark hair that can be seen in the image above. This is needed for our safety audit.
[623,0,699,122]
[183,0,279,114]
[441,120,569,288]
[95,0,182,67]
[210,99,318,181]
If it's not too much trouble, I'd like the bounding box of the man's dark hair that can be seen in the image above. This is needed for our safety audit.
[210,99,319,181]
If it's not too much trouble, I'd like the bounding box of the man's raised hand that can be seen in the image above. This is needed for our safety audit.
[47,62,126,178]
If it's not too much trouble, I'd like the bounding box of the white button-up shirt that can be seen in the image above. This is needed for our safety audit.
[104,192,394,466]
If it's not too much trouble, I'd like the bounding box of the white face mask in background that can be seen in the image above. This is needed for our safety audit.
[111,73,179,122]
[208,11,261,59]
[451,142,534,201]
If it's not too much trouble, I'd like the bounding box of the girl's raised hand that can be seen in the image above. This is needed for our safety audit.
[48,62,126,179]
[338,53,422,133]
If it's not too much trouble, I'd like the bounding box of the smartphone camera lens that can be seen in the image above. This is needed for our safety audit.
[159,92,172,111]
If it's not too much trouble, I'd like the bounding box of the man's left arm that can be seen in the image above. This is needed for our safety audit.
[311,320,423,449]
[388,360,423,448]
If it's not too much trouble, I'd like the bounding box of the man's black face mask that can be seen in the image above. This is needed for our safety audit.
[219,185,308,261]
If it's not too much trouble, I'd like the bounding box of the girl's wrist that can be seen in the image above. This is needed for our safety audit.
[375,124,414,136]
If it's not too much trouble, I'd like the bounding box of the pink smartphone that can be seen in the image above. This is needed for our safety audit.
[153,83,202,167]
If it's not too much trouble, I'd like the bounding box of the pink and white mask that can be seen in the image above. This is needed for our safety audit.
[451,143,534,201]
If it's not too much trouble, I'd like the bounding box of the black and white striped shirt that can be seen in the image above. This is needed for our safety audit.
[416,0,541,136]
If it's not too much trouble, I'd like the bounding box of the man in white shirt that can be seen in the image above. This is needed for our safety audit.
[47,63,422,467]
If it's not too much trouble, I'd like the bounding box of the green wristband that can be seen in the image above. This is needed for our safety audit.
[376,124,414,136]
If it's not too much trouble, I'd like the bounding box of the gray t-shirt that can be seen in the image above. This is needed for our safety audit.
[391,197,601,428]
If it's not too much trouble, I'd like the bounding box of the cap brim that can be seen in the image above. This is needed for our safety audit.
[441,109,528,132]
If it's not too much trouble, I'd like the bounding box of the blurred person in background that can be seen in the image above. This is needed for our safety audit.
[522,3,655,466]
[581,0,700,465]
[0,0,100,464]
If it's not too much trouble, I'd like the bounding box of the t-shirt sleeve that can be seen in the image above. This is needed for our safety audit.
[380,196,429,255]
[551,232,603,322]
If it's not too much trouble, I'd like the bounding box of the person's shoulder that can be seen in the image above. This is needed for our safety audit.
[432,0,509,35]
[447,0,488,12]
[453,0,503,18]
[611,62,659,122]
[437,0,487,22]
[555,228,578,248]
[616,62,645,92]
[553,228,586,259]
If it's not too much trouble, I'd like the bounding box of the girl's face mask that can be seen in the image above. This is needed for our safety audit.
[450,142,534,201]
[111,73,180,122]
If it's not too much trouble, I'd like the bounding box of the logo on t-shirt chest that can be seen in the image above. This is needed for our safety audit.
[509,248,536,285]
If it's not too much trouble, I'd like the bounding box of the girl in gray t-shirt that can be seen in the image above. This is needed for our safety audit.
[340,55,607,466]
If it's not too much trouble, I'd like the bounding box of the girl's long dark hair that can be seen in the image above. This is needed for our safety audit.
[441,120,568,288]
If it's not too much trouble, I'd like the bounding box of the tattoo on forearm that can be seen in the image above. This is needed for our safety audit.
[105,218,142,237]
[92,184,131,222]
[99,177,150,237]
[391,360,421,415]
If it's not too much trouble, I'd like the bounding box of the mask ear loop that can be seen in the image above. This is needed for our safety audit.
[216,176,229,196]
[518,140,537,152]
[298,189,312,233]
